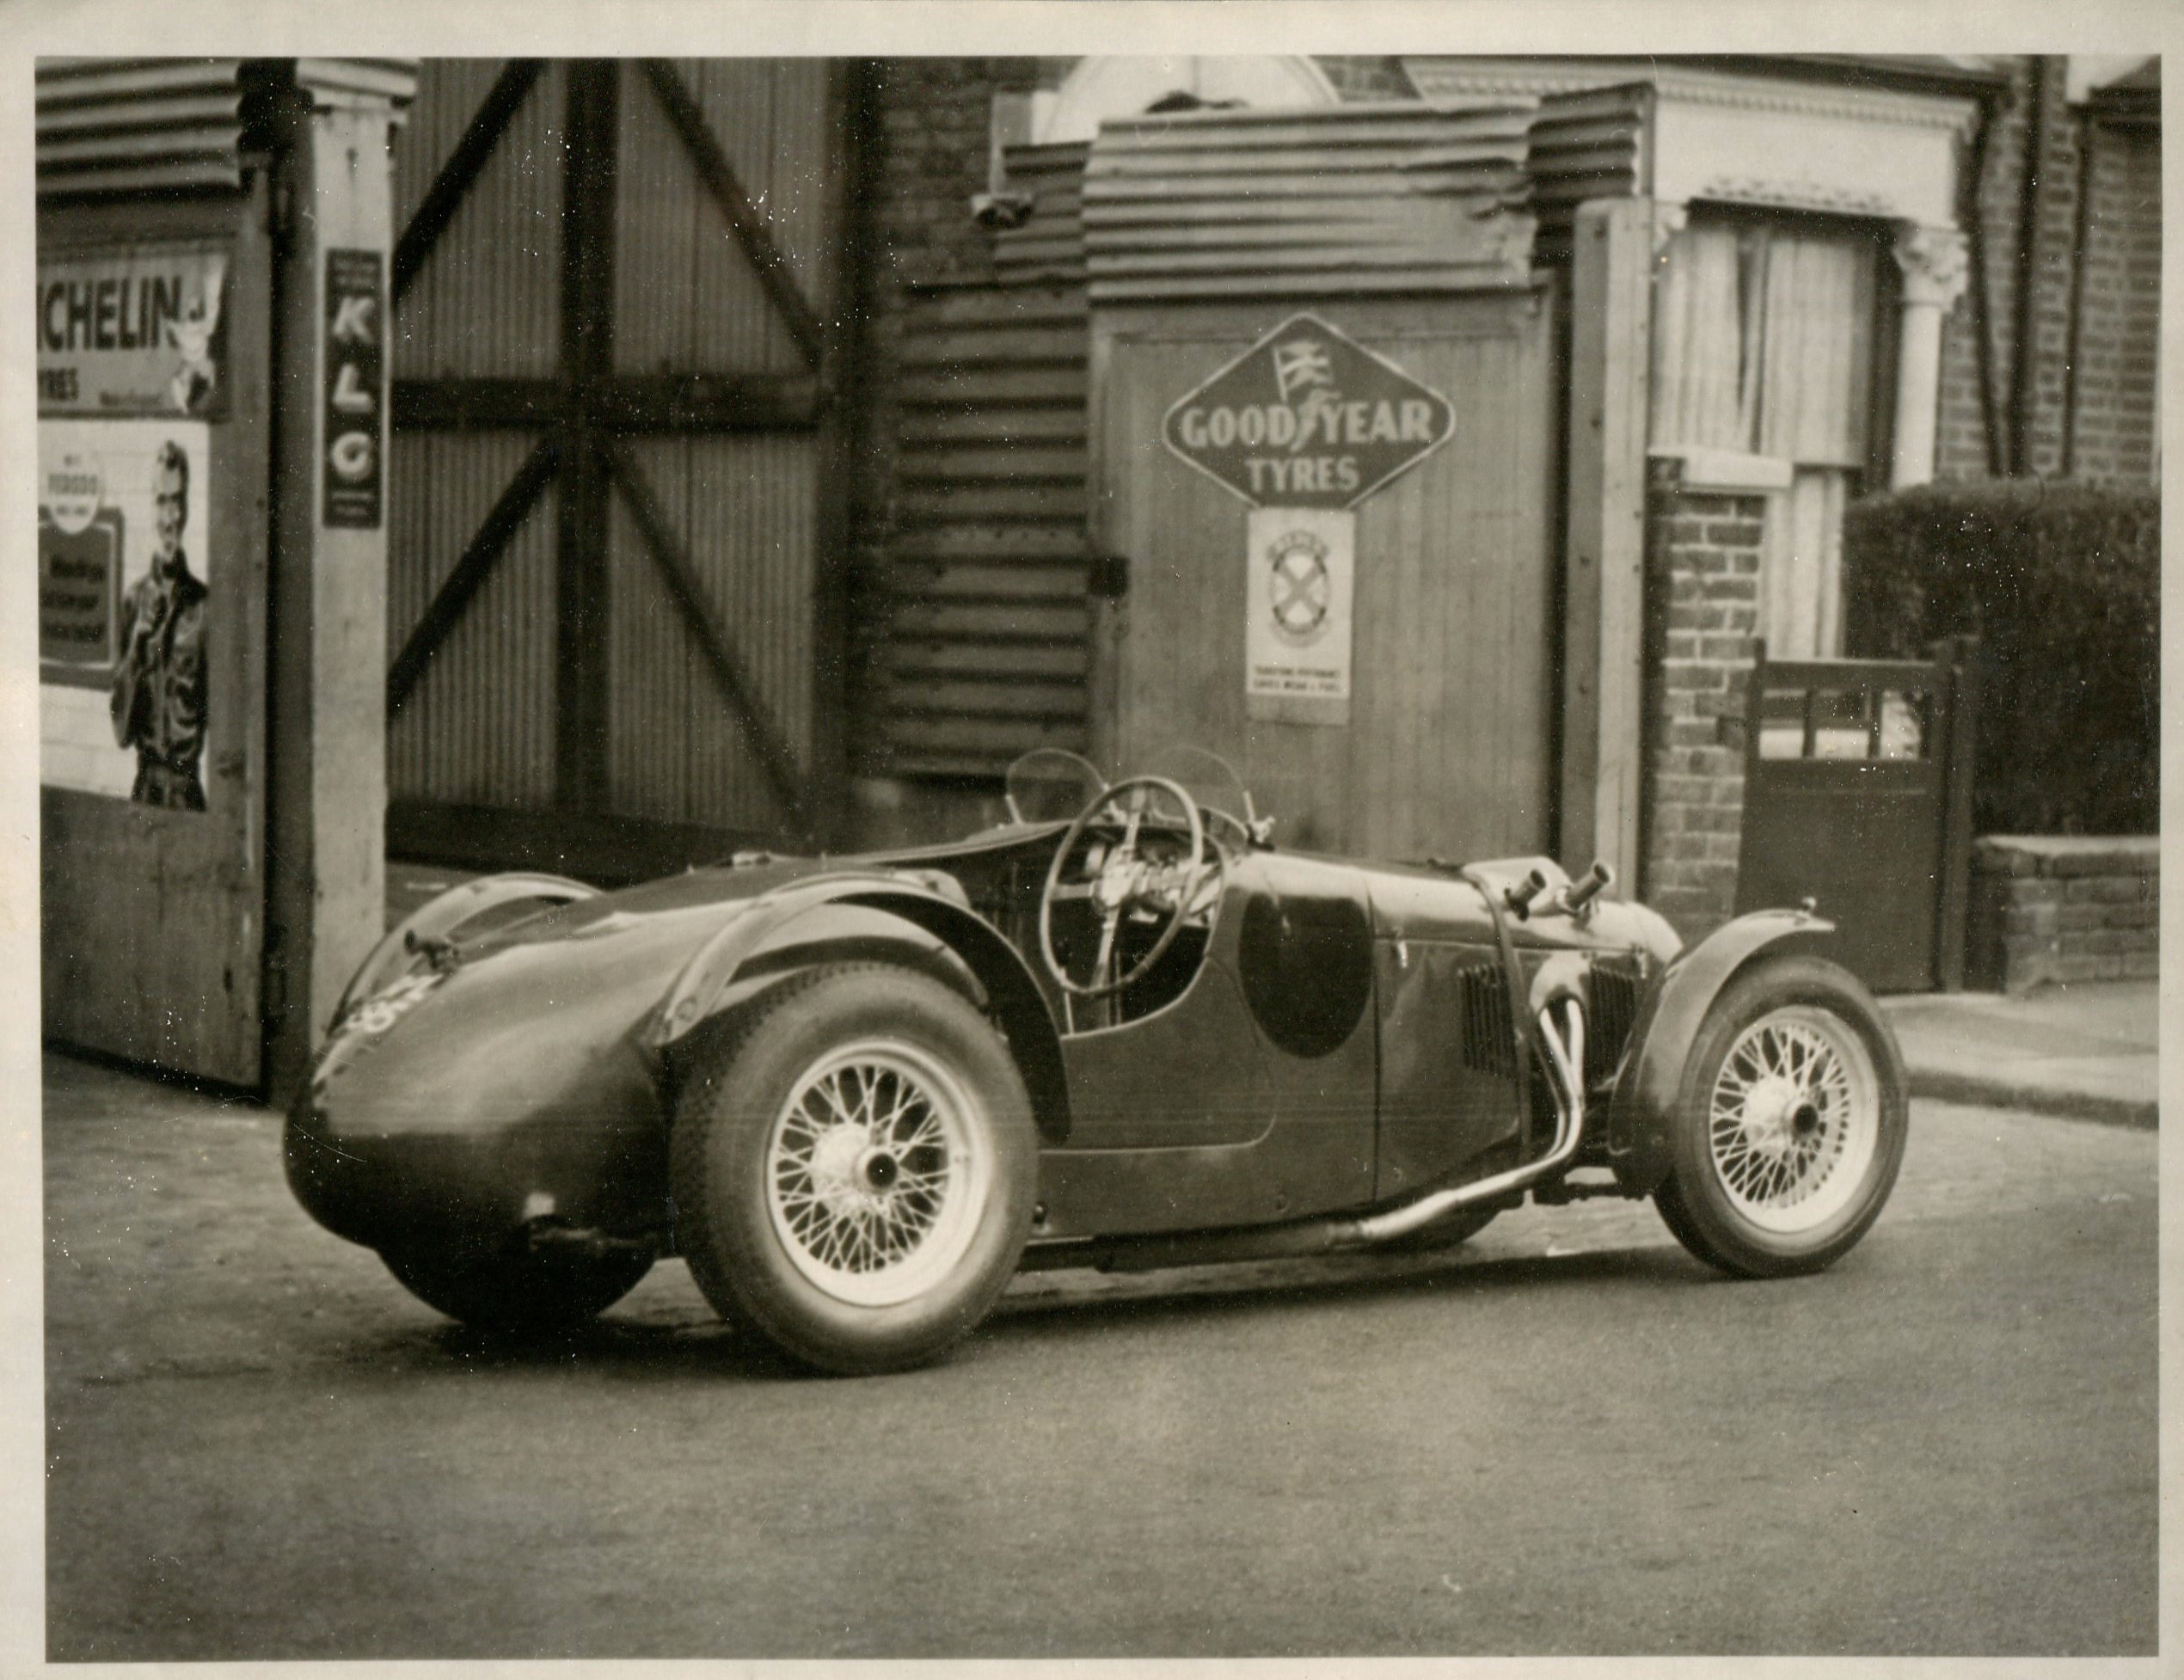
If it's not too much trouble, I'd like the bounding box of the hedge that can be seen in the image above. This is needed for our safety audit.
[1841,480,2158,836]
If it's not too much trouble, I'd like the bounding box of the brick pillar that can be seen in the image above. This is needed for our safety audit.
[1641,454,1764,943]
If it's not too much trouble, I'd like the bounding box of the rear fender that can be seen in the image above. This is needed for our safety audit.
[1605,909,1836,1194]
[339,873,599,1021]
[650,886,1071,1144]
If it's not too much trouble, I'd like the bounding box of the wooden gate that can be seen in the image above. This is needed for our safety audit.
[1096,292,1562,861]
[1735,640,1979,992]
[384,60,856,877]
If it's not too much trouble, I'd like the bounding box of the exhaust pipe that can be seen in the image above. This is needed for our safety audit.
[1346,998,1584,1244]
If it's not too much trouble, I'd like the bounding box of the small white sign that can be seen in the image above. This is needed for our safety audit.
[1245,506,1354,726]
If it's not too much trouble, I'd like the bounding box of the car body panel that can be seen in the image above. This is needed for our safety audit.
[1059,959,1271,1153]
[1039,848,1377,1235]
[1373,937,1519,1199]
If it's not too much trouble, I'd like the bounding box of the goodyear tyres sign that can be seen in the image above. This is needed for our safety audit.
[1162,312,1455,509]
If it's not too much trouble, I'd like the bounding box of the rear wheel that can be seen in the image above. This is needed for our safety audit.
[382,1243,653,1335]
[1653,956,1907,1278]
[671,965,1037,1376]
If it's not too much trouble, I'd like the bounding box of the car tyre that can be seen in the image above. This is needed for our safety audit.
[671,964,1038,1376]
[1654,955,1908,1278]
[382,1242,653,1335]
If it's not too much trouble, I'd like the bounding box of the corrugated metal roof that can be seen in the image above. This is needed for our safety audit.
[1081,101,1537,302]
[37,58,252,196]
[37,58,416,200]
[1525,83,1653,266]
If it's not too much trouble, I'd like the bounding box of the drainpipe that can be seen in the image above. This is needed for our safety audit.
[2007,56,2053,476]
[1960,81,2007,478]
[2060,102,2096,478]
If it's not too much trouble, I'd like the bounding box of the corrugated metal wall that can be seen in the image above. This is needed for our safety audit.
[37,58,254,196]
[392,59,564,382]
[612,58,830,380]
[602,58,836,829]
[872,139,1093,779]
[862,100,1625,791]
[991,141,1089,284]
[606,437,819,828]
[883,282,1092,776]
[1083,101,1560,858]
[388,433,561,809]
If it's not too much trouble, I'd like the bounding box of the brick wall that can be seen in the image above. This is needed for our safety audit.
[1639,457,1763,941]
[1932,57,2159,487]
[2018,58,2082,481]
[2065,120,2160,483]
[1967,836,2159,990]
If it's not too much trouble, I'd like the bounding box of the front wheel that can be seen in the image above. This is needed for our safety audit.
[1653,956,1908,1278]
[671,965,1038,1376]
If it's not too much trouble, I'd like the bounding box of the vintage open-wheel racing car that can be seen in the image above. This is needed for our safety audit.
[287,747,1909,1375]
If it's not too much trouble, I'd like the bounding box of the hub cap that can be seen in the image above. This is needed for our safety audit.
[1708,1006,1880,1234]
[765,1039,989,1307]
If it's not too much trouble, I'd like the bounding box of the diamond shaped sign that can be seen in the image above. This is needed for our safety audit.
[1162,312,1456,510]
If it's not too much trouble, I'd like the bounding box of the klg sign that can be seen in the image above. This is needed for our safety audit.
[322,249,384,529]
[1163,312,1455,510]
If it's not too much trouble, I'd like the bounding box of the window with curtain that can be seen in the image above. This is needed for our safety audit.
[1652,216,1882,659]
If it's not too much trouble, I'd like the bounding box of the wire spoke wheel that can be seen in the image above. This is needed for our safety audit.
[764,1039,992,1309]
[1705,1006,1880,1234]
[1653,956,1908,1278]
[672,965,1037,1374]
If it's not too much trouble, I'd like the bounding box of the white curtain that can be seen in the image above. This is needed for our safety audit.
[1761,469,1848,659]
[1653,219,1878,659]
[1755,232,1874,469]
[1651,224,1753,451]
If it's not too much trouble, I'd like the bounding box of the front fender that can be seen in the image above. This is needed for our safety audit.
[648,881,1071,1144]
[1605,909,1836,1194]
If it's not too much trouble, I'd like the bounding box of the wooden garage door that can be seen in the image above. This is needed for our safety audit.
[384,59,853,876]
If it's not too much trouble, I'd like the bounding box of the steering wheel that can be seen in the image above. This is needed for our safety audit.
[1039,776,1209,999]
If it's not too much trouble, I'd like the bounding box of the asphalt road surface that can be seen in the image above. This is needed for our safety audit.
[43,1053,2157,1660]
